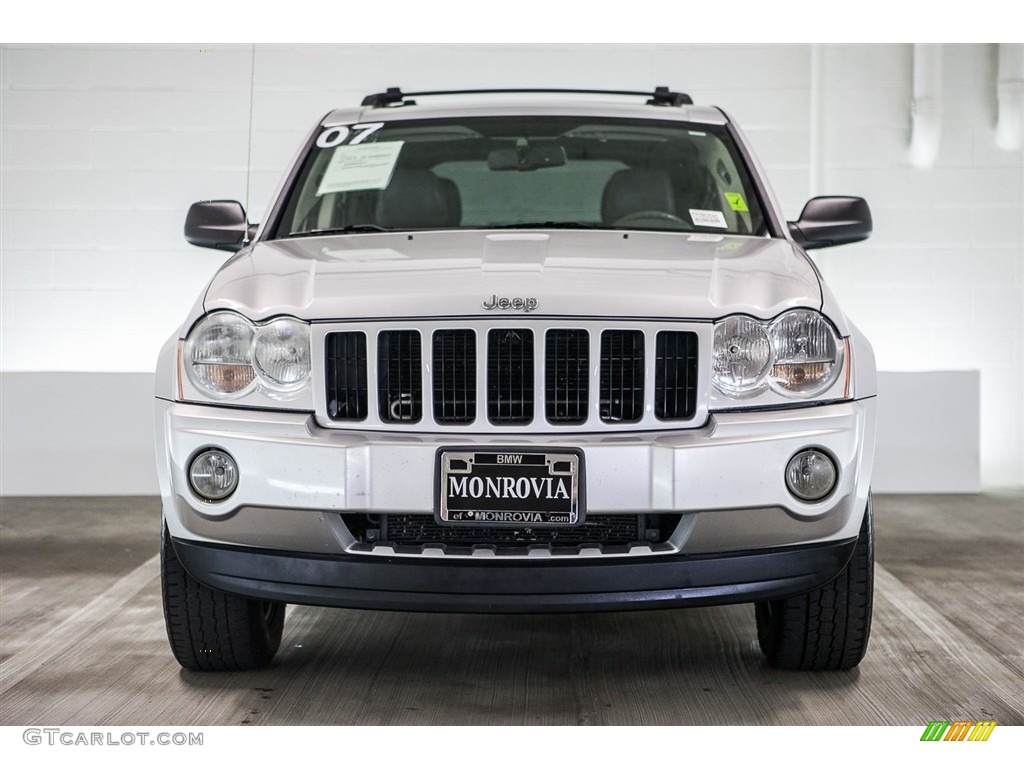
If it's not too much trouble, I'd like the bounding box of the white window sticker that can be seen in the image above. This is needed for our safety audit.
[689,209,728,229]
[317,141,404,196]
[687,233,724,243]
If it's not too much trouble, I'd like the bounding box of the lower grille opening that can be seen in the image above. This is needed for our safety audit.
[341,513,682,554]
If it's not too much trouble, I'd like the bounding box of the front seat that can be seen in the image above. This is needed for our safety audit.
[376,168,450,229]
[601,168,677,225]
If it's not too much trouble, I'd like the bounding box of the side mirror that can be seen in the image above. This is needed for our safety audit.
[184,200,255,251]
[788,196,872,250]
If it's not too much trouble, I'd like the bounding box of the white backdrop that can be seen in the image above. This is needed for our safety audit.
[1,44,1021,492]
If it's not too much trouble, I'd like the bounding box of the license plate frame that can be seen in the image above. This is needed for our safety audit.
[435,448,584,527]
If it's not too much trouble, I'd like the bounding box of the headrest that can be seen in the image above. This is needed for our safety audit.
[377,169,450,228]
[601,168,677,224]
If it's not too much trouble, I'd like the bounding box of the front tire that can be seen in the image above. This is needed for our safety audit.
[161,524,284,671]
[754,494,874,671]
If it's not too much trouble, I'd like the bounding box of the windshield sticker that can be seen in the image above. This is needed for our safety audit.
[316,126,351,148]
[689,209,728,228]
[316,141,404,196]
[316,122,384,149]
[725,192,749,212]
[688,234,724,243]
[688,131,707,136]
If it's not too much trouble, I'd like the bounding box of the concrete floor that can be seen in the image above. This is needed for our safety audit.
[1,493,1021,726]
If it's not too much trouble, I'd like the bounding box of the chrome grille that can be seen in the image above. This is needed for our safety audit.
[321,321,703,430]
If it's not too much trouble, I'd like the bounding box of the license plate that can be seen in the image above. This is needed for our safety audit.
[437,449,583,526]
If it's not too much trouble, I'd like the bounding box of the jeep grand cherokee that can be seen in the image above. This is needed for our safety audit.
[156,87,876,672]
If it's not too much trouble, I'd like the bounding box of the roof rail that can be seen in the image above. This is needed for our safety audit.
[360,87,693,109]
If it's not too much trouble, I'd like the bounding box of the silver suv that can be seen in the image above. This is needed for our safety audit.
[157,87,877,672]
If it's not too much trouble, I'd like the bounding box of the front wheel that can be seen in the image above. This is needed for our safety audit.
[754,494,874,670]
[161,524,284,671]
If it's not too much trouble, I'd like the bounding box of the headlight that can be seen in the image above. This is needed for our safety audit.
[253,318,311,393]
[186,313,256,395]
[185,312,310,399]
[769,310,843,396]
[712,315,772,395]
[712,310,843,399]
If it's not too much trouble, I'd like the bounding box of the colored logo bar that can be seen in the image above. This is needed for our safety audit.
[921,721,997,741]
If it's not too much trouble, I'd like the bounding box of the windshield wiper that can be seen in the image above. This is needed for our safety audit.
[290,224,394,237]
[490,221,602,230]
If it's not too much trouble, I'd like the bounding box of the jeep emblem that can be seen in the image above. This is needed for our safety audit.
[482,294,538,312]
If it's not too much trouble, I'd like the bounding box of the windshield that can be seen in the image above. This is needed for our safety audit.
[273,116,768,238]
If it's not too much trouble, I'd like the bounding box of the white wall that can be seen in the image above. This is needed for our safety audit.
[1,43,1022,489]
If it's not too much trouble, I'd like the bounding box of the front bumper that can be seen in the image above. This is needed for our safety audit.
[171,534,859,613]
[156,397,876,561]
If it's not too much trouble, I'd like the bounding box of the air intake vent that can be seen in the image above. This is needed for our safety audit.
[487,328,534,424]
[433,329,476,424]
[545,329,589,424]
[655,331,699,420]
[600,330,644,423]
[378,331,422,423]
[325,331,368,421]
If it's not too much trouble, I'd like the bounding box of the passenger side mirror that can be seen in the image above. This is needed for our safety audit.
[184,200,256,251]
[788,196,872,250]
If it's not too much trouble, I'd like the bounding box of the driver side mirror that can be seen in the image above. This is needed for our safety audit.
[184,200,258,251]
[788,196,872,250]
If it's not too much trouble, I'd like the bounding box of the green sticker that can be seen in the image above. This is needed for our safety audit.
[725,192,749,212]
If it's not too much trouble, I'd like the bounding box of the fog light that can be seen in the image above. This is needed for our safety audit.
[785,449,837,501]
[188,449,239,502]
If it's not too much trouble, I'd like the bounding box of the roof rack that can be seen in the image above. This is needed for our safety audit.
[360,86,693,109]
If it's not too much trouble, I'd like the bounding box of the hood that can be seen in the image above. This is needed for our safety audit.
[202,230,823,324]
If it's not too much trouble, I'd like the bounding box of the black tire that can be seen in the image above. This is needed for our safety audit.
[755,494,874,671]
[161,524,284,671]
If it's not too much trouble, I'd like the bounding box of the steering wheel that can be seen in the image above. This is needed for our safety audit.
[613,210,693,229]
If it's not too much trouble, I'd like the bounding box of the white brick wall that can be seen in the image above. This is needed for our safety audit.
[1,43,1022,487]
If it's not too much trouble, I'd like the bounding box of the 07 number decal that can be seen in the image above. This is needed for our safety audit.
[315,122,385,148]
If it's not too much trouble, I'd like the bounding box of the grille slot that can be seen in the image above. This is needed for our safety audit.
[325,331,368,421]
[600,330,645,423]
[487,328,534,424]
[378,330,422,423]
[433,329,477,424]
[372,514,678,549]
[545,329,589,424]
[655,331,699,420]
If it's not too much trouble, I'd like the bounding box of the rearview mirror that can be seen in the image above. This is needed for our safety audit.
[488,143,567,171]
[184,200,256,251]
[788,196,872,250]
